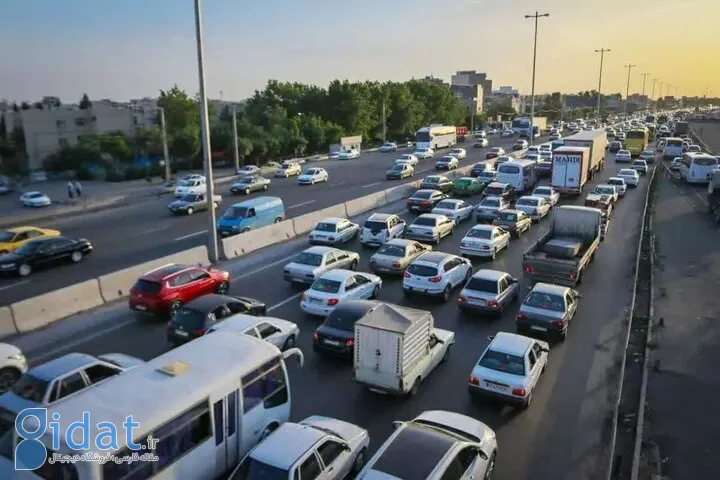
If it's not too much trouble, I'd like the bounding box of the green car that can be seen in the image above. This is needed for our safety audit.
[453,177,483,196]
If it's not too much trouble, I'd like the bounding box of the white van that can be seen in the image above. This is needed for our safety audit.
[496,159,537,193]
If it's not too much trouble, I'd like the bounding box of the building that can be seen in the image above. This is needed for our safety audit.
[451,84,484,115]
[422,76,449,88]
[451,71,493,97]
[495,86,519,96]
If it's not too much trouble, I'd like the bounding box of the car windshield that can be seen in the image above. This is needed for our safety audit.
[376,245,405,257]
[466,228,492,239]
[237,177,255,184]
[302,170,316,176]
[618,150,630,155]
[608,179,624,185]
[524,291,566,312]
[230,457,289,480]
[314,222,337,232]
[179,194,199,202]
[281,164,293,169]
[390,165,403,172]
[14,241,42,255]
[179,180,194,187]
[632,161,645,167]
[412,191,433,200]
[498,164,519,174]
[11,374,49,402]
[311,278,342,293]
[407,264,438,277]
[478,172,495,180]
[516,198,536,206]
[295,252,323,266]
[133,279,161,294]
[435,201,457,210]
[533,188,550,196]
[595,187,614,195]
[619,169,636,176]
[481,198,500,207]
[479,350,526,376]
[465,277,499,293]
[171,307,207,329]
[0,232,14,242]
[484,186,504,196]
[413,217,437,227]
[497,212,517,222]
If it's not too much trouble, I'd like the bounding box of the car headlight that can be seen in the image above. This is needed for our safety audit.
[1,264,15,268]
[7,354,25,362]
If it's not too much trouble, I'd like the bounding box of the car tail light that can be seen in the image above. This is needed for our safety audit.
[392,262,401,268]
[312,332,318,342]
[487,300,498,308]
[345,339,354,347]
[512,388,527,396]
[300,293,305,300]
[404,272,411,278]
[420,201,429,206]
[460,241,467,247]
[194,328,207,336]
[429,276,442,283]
[552,320,565,328]
[568,273,576,280]
[458,295,467,303]
[327,298,339,306]
[516,314,528,321]
[523,266,534,273]
[468,376,480,386]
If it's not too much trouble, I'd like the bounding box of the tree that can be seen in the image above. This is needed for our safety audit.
[236,138,253,164]
[133,127,162,156]
[33,102,43,110]
[79,94,91,109]
[20,102,30,110]
[0,116,6,140]
[157,85,199,136]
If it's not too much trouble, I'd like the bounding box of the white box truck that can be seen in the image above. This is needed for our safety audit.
[551,146,591,195]
[353,303,454,396]
[563,130,607,175]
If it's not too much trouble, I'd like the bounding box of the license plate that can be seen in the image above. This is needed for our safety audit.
[134,305,147,311]
[310,298,322,304]
[484,382,505,391]
[410,206,419,210]
[531,325,548,332]
[468,297,486,306]
[324,339,341,346]
[174,329,189,337]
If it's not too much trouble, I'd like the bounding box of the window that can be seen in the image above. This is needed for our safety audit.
[228,301,248,314]
[84,364,121,384]
[227,391,237,436]
[58,372,87,399]
[152,402,212,471]
[257,323,278,339]
[532,343,543,358]
[242,358,287,413]
[75,118,87,127]
[456,446,477,473]
[189,270,210,281]
[213,400,224,445]
[440,454,465,480]
[317,440,344,468]
[168,273,192,287]
[299,454,322,480]
[56,120,66,129]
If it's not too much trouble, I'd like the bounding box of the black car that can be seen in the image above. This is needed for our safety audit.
[470,162,490,177]
[167,294,267,346]
[482,182,516,202]
[0,236,93,277]
[419,175,453,193]
[406,189,447,213]
[313,300,380,358]
[608,141,623,153]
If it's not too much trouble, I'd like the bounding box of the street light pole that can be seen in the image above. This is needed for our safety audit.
[525,11,550,146]
[650,79,657,111]
[194,0,219,263]
[381,97,387,144]
[623,64,636,115]
[594,48,610,120]
[159,107,171,183]
[640,73,649,96]
[231,104,240,173]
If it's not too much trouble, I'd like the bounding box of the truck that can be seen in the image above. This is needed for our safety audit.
[521,206,604,287]
[563,129,607,173]
[512,117,547,138]
[551,146,591,195]
[673,121,689,138]
[353,302,454,396]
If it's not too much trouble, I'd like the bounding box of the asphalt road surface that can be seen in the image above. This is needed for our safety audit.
[16,154,653,480]
[0,135,534,305]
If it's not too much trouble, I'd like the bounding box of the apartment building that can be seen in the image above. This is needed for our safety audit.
[451,71,493,97]
[451,84,484,115]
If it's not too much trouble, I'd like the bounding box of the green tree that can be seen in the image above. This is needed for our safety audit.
[133,127,162,156]
[79,94,91,109]
[0,115,6,140]
[158,85,199,135]
[236,138,253,164]
[20,102,30,110]
[170,126,200,163]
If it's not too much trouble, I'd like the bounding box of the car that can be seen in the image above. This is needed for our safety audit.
[452,176,483,196]
[167,294,267,346]
[616,132,626,141]
[590,184,619,204]
[549,132,562,140]
[516,282,581,341]
[236,165,261,176]
[230,416,369,480]
[607,177,627,196]
[386,162,414,179]
[19,191,51,207]
[468,332,549,408]
[474,170,498,188]
[369,239,432,275]
[482,181,516,202]
[473,138,489,148]
[396,154,419,166]
[459,224,511,259]
[632,159,649,175]
[526,146,541,156]
[639,150,655,162]
[486,127,498,134]
[475,195,510,222]
[493,209,533,236]
[168,192,221,215]
[486,147,505,159]
[435,155,459,171]
[300,269,382,316]
[514,195,551,221]
[338,149,361,160]
[617,168,640,187]
[404,213,455,244]
[128,263,231,317]
[298,167,329,185]
[0,236,93,277]
[608,140,623,153]
[284,246,359,285]
[470,162,491,177]
[360,213,406,247]
[474,130,487,138]
[687,144,702,153]
[406,189,448,213]
[0,226,60,254]
[513,139,528,151]
[205,313,299,351]
[501,128,514,137]
[403,251,472,301]
[174,177,206,197]
[312,299,379,357]
[419,175,453,193]
[359,411,497,480]
[181,173,205,182]
[449,147,467,160]
[274,162,302,177]
[458,269,520,315]
[670,157,682,171]
[532,186,559,207]
[431,199,474,223]
[379,142,398,152]
[308,218,360,245]
[414,148,435,159]
[615,149,632,162]
[656,139,667,152]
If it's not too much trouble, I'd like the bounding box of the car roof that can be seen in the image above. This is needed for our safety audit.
[456,177,476,182]
[183,294,235,310]
[518,195,543,201]
[416,213,444,220]
[250,422,325,469]
[141,263,194,281]
[482,195,503,202]
[436,198,463,204]
[531,282,570,296]
[412,189,439,196]
[468,224,495,232]
[230,196,282,208]
[608,177,624,181]
[208,314,272,332]
[317,269,355,281]
[471,269,507,281]
[498,209,522,215]
[8,226,43,233]
[316,217,345,225]
[303,246,336,255]
[618,168,637,174]
[487,182,508,188]
[488,332,533,356]
[415,251,453,264]
[367,213,394,221]
[29,353,99,381]
[384,238,415,247]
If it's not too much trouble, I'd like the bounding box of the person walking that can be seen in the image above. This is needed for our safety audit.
[74,181,82,197]
[67,181,74,199]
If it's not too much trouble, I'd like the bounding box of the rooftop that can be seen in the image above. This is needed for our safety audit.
[250,422,323,469]
[489,332,533,356]
[471,269,508,282]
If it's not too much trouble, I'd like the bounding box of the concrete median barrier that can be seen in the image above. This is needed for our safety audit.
[344,191,388,217]
[98,246,210,302]
[292,204,348,235]
[221,220,296,259]
[0,307,17,339]
[10,279,104,333]
[383,181,420,203]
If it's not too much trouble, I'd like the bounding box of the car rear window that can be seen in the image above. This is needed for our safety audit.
[11,374,49,402]
[413,217,437,227]
[497,212,517,221]
[311,279,342,293]
[465,278,498,293]
[484,186,504,196]
[412,191,433,199]
[376,245,405,257]
[314,222,337,232]
[171,308,208,329]
[364,221,387,231]
[479,349,526,376]
[466,228,492,239]
[407,264,438,277]
[435,201,457,210]
[524,292,565,312]
[133,279,162,295]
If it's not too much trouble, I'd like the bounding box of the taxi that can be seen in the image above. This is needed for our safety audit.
[0,226,60,254]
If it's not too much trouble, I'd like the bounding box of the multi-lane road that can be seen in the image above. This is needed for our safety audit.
[0,136,530,304]
[15,153,652,480]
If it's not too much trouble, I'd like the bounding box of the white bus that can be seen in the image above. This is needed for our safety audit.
[0,332,303,480]
[662,137,684,159]
[415,125,457,150]
[678,152,719,184]
[496,159,537,192]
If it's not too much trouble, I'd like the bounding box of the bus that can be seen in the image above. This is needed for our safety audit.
[415,125,457,150]
[662,137,684,159]
[625,128,649,156]
[0,332,304,480]
[678,152,719,184]
[511,118,541,138]
[496,159,537,192]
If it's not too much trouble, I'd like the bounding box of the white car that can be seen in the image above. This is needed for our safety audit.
[283,246,360,284]
[174,177,206,197]
[639,150,655,162]
[309,218,359,245]
[632,159,649,175]
[607,177,627,196]
[474,130,487,138]
[19,192,51,207]
[182,173,205,182]
[486,127,498,134]
[486,147,505,159]
[475,196,510,222]
[300,269,382,316]
[360,213,406,247]
[338,149,360,160]
[274,162,302,177]
[670,157,682,171]
[549,132,562,140]
[414,148,434,159]
[513,139,528,151]
[687,144,702,153]
[617,168,640,187]
[514,195,551,221]
[404,213,455,244]
[231,416,369,480]
[0,343,28,393]
[531,186,559,206]
[501,129,514,137]
[538,144,552,152]
[431,199,474,223]
[379,142,398,152]
[403,251,472,301]
[526,146,541,156]
[449,147,467,160]
[236,165,260,176]
[298,167,329,185]
[397,153,419,165]
[206,314,300,350]
[435,156,459,171]
[615,150,632,162]
[474,138,489,148]
[468,331,550,409]
[592,184,619,204]
[459,224,510,259]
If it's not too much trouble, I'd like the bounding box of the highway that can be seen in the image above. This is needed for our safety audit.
[0,135,531,305]
[15,154,652,480]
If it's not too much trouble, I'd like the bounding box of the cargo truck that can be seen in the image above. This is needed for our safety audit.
[522,206,604,287]
[563,129,607,174]
[353,303,454,396]
[673,121,689,138]
[512,117,547,138]
[551,146,591,195]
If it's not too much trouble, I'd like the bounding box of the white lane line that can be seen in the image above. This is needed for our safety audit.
[362,182,381,188]
[175,230,207,241]
[235,253,302,280]
[288,200,316,210]
[0,280,31,292]
[267,293,302,312]
[333,182,347,187]
[141,226,171,235]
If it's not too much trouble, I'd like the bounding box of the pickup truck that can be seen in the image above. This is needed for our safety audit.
[168,193,222,215]
[353,303,454,396]
[522,206,604,287]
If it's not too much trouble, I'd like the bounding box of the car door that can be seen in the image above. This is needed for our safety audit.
[393,217,406,237]
[320,252,337,273]
[341,276,360,300]
[443,258,462,287]
[255,322,284,348]
[337,221,352,242]
[317,438,353,479]
[296,451,325,480]
[527,349,542,389]
[532,342,547,370]
[352,274,374,298]
[196,193,206,210]
[33,239,62,266]
[333,250,353,269]
[565,291,578,321]
[497,276,513,308]
[185,268,216,296]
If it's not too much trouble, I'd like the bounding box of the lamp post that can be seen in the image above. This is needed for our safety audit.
[525,11,550,145]
[231,104,240,173]
[594,48,610,120]
[159,107,171,182]
[623,64,637,115]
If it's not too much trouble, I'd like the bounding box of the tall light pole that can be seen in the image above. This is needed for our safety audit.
[381,97,387,144]
[194,0,219,263]
[159,107,171,182]
[640,73,649,96]
[594,48,610,120]
[650,78,658,112]
[623,64,636,115]
[231,104,240,173]
[525,11,550,146]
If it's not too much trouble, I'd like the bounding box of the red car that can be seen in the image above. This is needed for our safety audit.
[128,263,231,317]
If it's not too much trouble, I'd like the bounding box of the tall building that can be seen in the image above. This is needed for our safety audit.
[423,75,449,88]
[451,71,493,97]
[451,85,484,115]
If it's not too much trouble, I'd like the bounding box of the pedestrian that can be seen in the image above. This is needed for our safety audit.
[74,181,82,197]
[67,181,74,199]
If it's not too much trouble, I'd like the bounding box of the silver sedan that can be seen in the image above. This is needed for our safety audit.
[369,239,432,274]
[207,314,300,350]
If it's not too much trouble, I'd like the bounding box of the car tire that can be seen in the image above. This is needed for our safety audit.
[0,250,7,255]
[350,260,358,270]
[370,285,380,299]
[522,391,533,409]
[310,179,315,185]
[216,281,230,295]
[282,335,296,350]
[408,377,421,396]
[352,448,367,475]
[441,285,451,302]
[70,251,83,263]
[491,248,497,260]
[441,345,451,363]
[274,217,282,224]
[484,451,497,480]
[17,264,32,277]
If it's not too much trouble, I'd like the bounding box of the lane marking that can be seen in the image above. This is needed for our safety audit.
[141,226,171,235]
[0,280,31,292]
[175,230,207,241]
[235,253,302,280]
[267,293,302,312]
[362,182,381,188]
[288,200,316,209]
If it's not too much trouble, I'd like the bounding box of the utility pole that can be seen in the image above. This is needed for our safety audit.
[560,94,565,123]
[594,48,610,120]
[194,0,219,263]
[231,104,240,173]
[381,97,387,144]
[159,107,171,183]
[640,73,649,96]
[525,11,550,146]
[650,78,657,112]
[623,64,636,115]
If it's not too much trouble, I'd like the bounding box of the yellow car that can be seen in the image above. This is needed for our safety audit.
[0,226,61,253]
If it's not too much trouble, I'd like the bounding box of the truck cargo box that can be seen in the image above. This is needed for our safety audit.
[544,238,582,258]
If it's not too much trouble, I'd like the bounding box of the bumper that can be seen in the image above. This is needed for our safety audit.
[309,238,340,245]
[468,384,527,406]
[407,205,432,213]
[459,246,494,257]
[459,302,501,314]
[129,301,162,316]
[300,300,333,316]
[403,284,445,296]
[284,273,313,284]
[405,232,438,242]
[517,322,565,339]
[313,341,353,357]
[370,263,404,275]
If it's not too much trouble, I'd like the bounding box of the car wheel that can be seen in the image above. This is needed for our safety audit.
[244,188,250,195]
[409,377,421,396]
[352,448,367,475]
[0,250,7,254]
[282,335,296,350]
[484,451,497,480]
[310,179,315,185]
[216,281,230,295]
[0,367,22,394]
[491,248,497,260]
[70,251,83,263]
[274,217,282,224]
[17,264,32,277]
[186,207,194,215]
[441,285,451,302]
[522,391,533,409]
[370,284,381,299]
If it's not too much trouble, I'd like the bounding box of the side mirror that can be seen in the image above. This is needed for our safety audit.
[541,347,550,353]
[575,293,583,299]
[486,335,495,341]
[343,443,352,452]
[392,421,403,430]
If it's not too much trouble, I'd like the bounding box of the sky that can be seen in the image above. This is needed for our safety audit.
[1,0,718,103]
